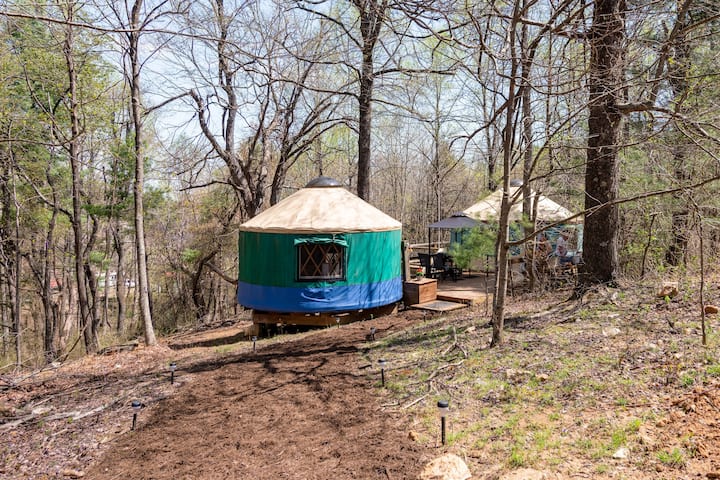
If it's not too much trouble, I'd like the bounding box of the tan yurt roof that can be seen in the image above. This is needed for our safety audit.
[239,177,402,234]
[463,186,578,223]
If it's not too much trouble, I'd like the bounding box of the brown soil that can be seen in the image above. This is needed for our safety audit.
[1,311,435,480]
[3,284,720,480]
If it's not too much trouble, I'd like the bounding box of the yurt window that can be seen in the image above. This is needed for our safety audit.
[297,242,346,281]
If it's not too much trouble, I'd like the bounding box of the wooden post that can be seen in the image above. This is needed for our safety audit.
[402,240,411,281]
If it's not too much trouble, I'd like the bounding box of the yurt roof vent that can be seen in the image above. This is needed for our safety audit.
[305,176,342,188]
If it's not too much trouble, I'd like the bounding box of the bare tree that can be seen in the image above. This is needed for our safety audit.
[578,0,625,287]
[180,1,342,215]
[100,0,187,346]
[126,0,157,346]
[297,0,450,200]
[455,0,588,344]
[60,2,100,353]
[0,150,23,366]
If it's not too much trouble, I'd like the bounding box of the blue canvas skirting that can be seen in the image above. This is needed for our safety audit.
[237,277,402,313]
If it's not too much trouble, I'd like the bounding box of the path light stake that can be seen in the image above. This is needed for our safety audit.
[378,359,387,387]
[370,327,376,341]
[169,362,177,385]
[437,400,449,445]
[131,400,141,431]
[336,317,341,328]
[252,336,257,352]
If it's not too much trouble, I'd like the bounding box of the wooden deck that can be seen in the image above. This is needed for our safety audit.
[435,273,494,307]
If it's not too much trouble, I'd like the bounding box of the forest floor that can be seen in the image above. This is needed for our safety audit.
[2,278,720,479]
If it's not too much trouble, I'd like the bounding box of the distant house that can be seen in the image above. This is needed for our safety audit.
[430,185,582,261]
[237,177,403,324]
[97,271,117,288]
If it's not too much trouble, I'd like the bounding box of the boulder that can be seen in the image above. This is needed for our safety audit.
[602,327,621,337]
[612,447,629,459]
[656,282,678,299]
[61,469,85,478]
[418,453,472,480]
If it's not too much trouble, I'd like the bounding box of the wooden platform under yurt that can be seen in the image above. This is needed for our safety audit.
[251,303,399,329]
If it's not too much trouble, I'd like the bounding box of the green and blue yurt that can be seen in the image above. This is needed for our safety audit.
[237,177,403,314]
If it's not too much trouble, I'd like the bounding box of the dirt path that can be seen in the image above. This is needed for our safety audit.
[87,313,434,479]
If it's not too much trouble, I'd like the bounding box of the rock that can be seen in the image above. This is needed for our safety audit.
[657,282,678,298]
[602,327,621,337]
[31,406,52,416]
[418,453,472,480]
[535,373,550,382]
[612,447,629,459]
[705,305,719,314]
[408,431,419,441]
[61,469,85,478]
[498,468,549,480]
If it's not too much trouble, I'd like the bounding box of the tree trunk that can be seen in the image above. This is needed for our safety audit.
[83,216,101,342]
[113,227,127,332]
[1,266,8,357]
[129,0,157,346]
[491,1,521,347]
[357,48,374,201]
[354,0,385,201]
[1,160,12,358]
[13,204,21,366]
[520,9,536,291]
[491,189,512,346]
[664,8,692,266]
[63,7,99,353]
[579,0,625,288]
[43,198,59,362]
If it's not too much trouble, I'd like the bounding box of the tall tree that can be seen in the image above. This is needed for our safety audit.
[127,0,156,346]
[101,0,180,346]
[353,0,386,200]
[298,0,447,200]
[61,2,100,352]
[579,0,625,287]
[662,1,709,266]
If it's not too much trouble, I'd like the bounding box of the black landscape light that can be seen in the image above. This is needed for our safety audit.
[370,327,376,341]
[131,400,142,431]
[378,358,387,387]
[169,362,177,385]
[251,336,257,352]
[437,400,449,445]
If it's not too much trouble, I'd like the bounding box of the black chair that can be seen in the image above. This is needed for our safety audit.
[417,253,442,279]
[432,253,461,281]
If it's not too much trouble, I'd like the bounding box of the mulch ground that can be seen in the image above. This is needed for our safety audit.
[5,285,720,479]
[2,310,437,480]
